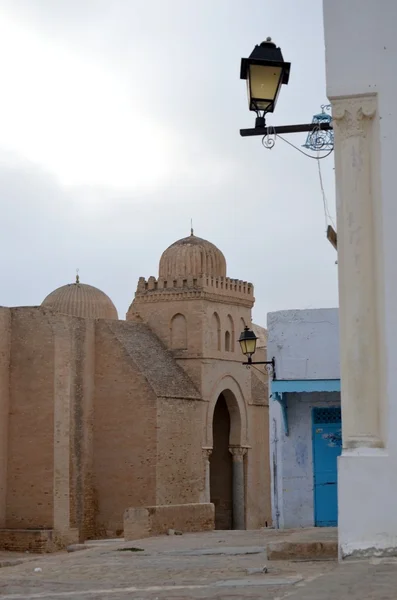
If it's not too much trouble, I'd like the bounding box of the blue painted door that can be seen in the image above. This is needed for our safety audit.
[312,407,342,527]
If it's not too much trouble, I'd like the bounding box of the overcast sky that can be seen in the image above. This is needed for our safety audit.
[0,0,338,324]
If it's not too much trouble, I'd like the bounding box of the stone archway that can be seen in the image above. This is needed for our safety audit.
[208,387,247,530]
[210,393,232,529]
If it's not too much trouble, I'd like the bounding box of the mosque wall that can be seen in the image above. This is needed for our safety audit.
[246,404,272,528]
[0,308,11,527]
[202,303,252,357]
[129,297,205,358]
[7,308,55,528]
[155,396,205,506]
[93,322,158,537]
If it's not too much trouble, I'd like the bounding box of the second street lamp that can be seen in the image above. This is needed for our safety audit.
[238,326,276,380]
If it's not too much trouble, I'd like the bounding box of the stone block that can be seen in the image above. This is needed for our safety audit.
[0,529,57,553]
[267,540,338,561]
[123,508,151,540]
[124,503,214,541]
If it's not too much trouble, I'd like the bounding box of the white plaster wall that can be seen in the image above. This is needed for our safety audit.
[324,0,397,557]
[267,309,339,380]
[270,392,340,529]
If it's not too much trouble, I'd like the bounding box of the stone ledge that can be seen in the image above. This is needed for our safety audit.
[267,540,338,561]
[0,528,79,553]
[124,503,215,541]
[0,529,56,553]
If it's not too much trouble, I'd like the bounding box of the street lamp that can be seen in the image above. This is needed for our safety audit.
[240,37,290,128]
[238,326,276,380]
[239,38,336,250]
[239,38,333,144]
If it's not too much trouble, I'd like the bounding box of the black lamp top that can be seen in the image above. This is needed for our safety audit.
[240,37,290,84]
[239,325,258,341]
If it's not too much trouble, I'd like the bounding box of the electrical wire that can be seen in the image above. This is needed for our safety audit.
[273,133,334,160]
[262,122,336,231]
[317,156,336,230]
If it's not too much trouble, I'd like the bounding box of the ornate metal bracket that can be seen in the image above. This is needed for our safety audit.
[242,356,276,380]
[302,105,334,152]
[240,104,334,155]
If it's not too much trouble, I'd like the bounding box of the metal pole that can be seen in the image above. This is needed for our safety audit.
[240,122,333,138]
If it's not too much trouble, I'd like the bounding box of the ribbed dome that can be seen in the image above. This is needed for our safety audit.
[159,231,227,279]
[42,278,118,320]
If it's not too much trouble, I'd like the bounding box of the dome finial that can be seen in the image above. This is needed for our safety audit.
[76,268,80,284]
[190,218,194,236]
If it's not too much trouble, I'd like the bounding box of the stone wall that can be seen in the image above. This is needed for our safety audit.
[0,308,11,528]
[0,529,57,553]
[7,308,55,529]
[246,404,272,528]
[93,322,158,538]
[124,503,214,540]
[156,396,204,506]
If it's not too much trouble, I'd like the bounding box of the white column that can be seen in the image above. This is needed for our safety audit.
[324,0,397,560]
[331,94,382,449]
[202,447,212,503]
[229,447,247,530]
[331,94,389,559]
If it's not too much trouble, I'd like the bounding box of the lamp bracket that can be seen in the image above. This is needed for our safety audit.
[242,356,276,380]
[240,121,333,138]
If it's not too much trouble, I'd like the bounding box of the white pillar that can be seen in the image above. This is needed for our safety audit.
[331,94,382,450]
[229,447,247,530]
[323,0,397,559]
[202,447,212,503]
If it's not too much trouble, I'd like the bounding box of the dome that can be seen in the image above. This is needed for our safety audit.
[159,230,227,279]
[42,276,118,320]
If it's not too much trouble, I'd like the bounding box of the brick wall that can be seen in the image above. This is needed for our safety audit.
[93,322,157,537]
[7,308,55,528]
[0,308,11,527]
[124,503,214,540]
[156,396,205,505]
[246,404,272,528]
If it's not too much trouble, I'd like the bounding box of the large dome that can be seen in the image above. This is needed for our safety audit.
[42,276,118,320]
[159,231,227,279]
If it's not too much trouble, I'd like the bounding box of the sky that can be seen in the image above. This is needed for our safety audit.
[0,0,338,324]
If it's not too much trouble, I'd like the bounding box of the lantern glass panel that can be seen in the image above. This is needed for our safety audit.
[248,64,282,111]
[243,336,257,356]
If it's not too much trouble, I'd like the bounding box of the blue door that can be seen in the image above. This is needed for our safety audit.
[312,407,342,527]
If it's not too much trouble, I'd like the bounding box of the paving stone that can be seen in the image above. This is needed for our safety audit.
[0,529,395,599]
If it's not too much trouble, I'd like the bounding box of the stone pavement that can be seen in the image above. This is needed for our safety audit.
[0,529,395,599]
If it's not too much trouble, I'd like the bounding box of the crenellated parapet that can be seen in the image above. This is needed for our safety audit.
[133,274,254,307]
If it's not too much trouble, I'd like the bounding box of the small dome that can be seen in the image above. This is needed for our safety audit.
[159,231,227,279]
[42,277,118,320]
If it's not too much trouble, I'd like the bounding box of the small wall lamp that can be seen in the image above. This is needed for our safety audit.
[238,326,276,380]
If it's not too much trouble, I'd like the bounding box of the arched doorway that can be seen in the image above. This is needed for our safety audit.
[210,393,233,529]
[209,389,246,530]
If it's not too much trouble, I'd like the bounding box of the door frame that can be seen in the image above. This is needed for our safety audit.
[311,406,342,527]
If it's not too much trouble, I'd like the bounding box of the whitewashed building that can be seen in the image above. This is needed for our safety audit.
[267,309,340,529]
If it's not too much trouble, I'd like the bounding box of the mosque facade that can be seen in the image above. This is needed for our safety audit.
[0,231,271,551]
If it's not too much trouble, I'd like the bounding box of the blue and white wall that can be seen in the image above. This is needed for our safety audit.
[267,309,340,528]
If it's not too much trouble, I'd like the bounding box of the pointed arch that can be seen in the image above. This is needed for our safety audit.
[170,313,187,350]
[205,374,248,447]
[210,311,221,351]
[225,314,235,352]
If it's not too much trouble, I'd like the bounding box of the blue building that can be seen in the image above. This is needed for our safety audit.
[267,309,341,528]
